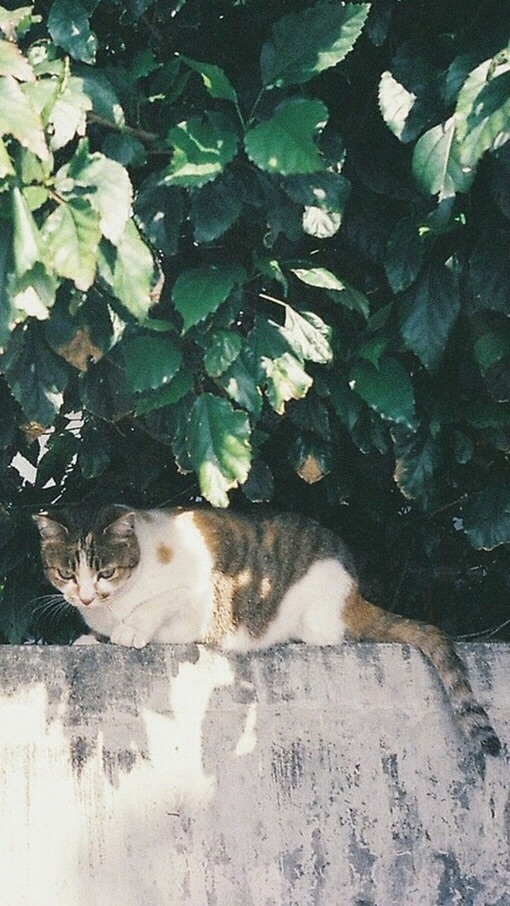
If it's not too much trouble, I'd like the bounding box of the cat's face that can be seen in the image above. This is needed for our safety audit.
[33,506,140,610]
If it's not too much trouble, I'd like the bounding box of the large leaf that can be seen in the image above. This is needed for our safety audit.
[392,425,441,511]
[261,2,370,89]
[48,0,99,64]
[244,99,328,176]
[172,264,246,333]
[0,75,48,160]
[190,173,243,243]
[455,55,510,169]
[47,75,92,151]
[291,266,370,318]
[203,330,242,378]
[349,357,416,428]
[56,140,132,245]
[164,114,238,188]
[462,480,510,550]
[399,266,460,369]
[135,179,183,257]
[187,393,252,508]
[0,38,35,81]
[41,198,101,291]
[281,308,332,365]
[385,217,424,292]
[98,221,156,320]
[4,325,68,426]
[262,352,313,414]
[123,335,182,393]
[412,116,475,198]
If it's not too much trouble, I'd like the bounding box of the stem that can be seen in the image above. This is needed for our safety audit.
[87,113,160,144]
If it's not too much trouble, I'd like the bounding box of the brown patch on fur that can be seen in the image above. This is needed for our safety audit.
[157,542,173,564]
[203,573,239,644]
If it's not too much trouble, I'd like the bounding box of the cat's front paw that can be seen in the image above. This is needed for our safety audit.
[73,634,102,646]
[110,622,149,649]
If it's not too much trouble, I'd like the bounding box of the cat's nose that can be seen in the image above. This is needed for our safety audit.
[79,593,95,606]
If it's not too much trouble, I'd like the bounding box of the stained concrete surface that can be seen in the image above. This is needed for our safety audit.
[0,642,508,906]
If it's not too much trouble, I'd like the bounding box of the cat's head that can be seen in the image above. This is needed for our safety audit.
[33,505,140,610]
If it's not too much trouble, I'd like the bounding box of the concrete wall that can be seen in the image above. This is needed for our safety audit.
[0,642,508,906]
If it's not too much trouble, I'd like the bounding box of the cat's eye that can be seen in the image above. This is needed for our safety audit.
[98,567,115,580]
[57,568,74,581]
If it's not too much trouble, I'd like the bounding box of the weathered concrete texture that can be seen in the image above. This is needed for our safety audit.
[0,643,508,906]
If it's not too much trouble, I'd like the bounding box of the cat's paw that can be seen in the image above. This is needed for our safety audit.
[110,622,149,649]
[73,634,101,646]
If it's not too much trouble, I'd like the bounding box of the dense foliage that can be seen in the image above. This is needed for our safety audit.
[0,0,508,643]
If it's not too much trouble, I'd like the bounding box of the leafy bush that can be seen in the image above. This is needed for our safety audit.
[0,0,508,643]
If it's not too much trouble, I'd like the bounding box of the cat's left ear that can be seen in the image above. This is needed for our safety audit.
[33,513,69,540]
[104,510,135,539]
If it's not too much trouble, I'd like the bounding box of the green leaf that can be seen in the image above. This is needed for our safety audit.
[190,172,243,243]
[56,140,133,245]
[172,264,246,333]
[76,67,125,128]
[48,0,99,64]
[11,186,41,277]
[0,136,13,177]
[187,393,252,508]
[203,330,242,377]
[123,334,183,393]
[261,2,370,89]
[241,458,274,503]
[291,267,369,318]
[291,266,345,291]
[98,221,156,320]
[392,425,441,510]
[181,57,238,103]
[378,70,417,142]
[470,230,510,313]
[135,179,183,257]
[134,369,193,415]
[41,198,101,291]
[4,325,68,426]
[282,308,332,365]
[0,38,35,81]
[245,99,328,176]
[0,75,48,160]
[349,358,416,428]
[474,328,510,375]
[412,116,475,198]
[455,55,510,169]
[385,217,425,292]
[79,424,111,479]
[47,75,92,151]
[164,114,238,188]
[217,338,265,416]
[462,480,510,550]
[262,352,313,414]
[399,266,460,369]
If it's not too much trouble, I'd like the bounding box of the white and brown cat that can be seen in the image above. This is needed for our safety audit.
[34,504,501,756]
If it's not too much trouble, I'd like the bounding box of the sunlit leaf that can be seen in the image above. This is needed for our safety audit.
[261,2,370,89]
[187,392,252,507]
[244,99,328,175]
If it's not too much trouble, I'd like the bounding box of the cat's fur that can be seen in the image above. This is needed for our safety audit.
[34,504,501,756]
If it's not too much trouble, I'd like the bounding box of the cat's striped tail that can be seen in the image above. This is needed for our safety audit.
[343,592,501,756]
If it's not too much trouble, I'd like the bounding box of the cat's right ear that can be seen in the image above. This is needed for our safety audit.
[33,513,69,541]
[104,510,135,539]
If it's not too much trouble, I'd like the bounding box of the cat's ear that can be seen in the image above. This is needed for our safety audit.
[103,510,135,539]
[33,513,69,541]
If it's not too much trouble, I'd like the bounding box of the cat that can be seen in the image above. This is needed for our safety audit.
[33,503,501,756]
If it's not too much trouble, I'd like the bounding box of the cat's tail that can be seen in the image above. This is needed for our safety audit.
[343,590,501,756]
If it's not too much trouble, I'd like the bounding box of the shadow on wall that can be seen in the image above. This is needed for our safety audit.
[0,643,508,905]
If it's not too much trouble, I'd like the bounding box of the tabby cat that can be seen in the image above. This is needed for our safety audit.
[34,504,501,756]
